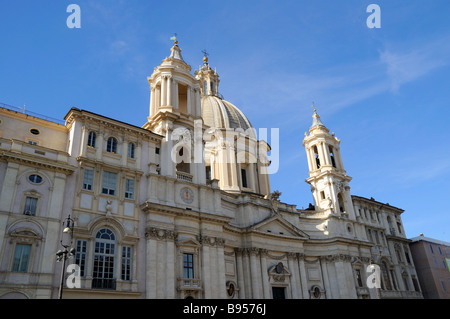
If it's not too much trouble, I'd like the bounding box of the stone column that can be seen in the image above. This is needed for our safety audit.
[336,147,345,170]
[235,249,246,298]
[202,244,212,298]
[161,122,175,177]
[298,254,309,299]
[216,238,227,298]
[167,75,172,106]
[305,147,313,172]
[96,130,105,161]
[135,141,142,171]
[187,87,192,114]
[0,162,19,213]
[334,256,351,298]
[150,85,156,116]
[242,249,252,298]
[145,234,158,298]
[260,249,271,299]
[288,253,300,299]
[249,248,262,298]
[321,142,331,166]
[172,80,178,110]
[121,137,128,166]
[166,232,176,299]
[79,125,88,157]
[195,88,201,117]
[161,75,167,106]
[320,256,332,299]
[310,147,318,170]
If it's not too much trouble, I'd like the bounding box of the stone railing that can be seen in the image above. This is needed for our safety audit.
[176,171,193,182]
[177,278,202,291]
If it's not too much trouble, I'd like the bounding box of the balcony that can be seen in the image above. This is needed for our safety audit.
[177,278,202,291]
[176,171,193,182]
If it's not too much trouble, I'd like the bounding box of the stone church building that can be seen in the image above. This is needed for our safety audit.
[0,40,423,299]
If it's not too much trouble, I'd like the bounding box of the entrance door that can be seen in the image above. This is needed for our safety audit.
[272,287,286,299]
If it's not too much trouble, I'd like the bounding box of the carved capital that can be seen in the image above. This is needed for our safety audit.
[145,227,177,241]
[200,235,225,247]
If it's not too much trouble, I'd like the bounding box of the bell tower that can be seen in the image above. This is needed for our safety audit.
[302,106,356,220]
[143,38,204,184]
[146,38,202,122]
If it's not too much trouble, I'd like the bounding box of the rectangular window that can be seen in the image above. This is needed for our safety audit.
[102,171,117,196]
[23,197,38,216]
[373,230,380,245]
[183,253,194,279]
[83,169,94,191]
[205,166,211,181]
[125,178,135,199]
[75,240,88,277]
[121,246,132,281]
[355,269,363,287]
[241,168,248,188]
[127,143,135,159]
[441,280,447,292]
[12,244,31,273]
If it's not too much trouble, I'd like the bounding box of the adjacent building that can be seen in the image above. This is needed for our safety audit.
[0,40,423,299]
[409,234,450,299]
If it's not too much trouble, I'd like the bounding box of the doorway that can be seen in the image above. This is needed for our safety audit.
[272,287,286,299]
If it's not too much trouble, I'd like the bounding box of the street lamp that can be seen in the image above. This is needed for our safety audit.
[56,215,75,299]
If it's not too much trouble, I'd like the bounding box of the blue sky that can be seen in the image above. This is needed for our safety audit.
[1,1,449,241]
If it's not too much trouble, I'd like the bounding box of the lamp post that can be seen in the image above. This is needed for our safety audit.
[56,215,75,299]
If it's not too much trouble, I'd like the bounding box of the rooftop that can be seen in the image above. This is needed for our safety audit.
[410,234,450,247]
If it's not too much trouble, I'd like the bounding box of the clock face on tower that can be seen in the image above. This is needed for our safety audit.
[180,187,194,204]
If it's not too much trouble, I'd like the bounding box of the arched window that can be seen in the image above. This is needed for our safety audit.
[127,142,135,159]
[92,228,116,290]
[313,145,320,169]
[328,145,336,168]
[106,137,118,154]
[337,192,345,213]
[87,131,96,148]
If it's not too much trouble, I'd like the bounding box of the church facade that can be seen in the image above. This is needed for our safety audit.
[0,40,423,299]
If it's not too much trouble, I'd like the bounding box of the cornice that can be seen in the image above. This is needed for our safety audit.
[76,156,144,176]
[65,108,163,142]
[0,150,76,175]
[141,201,232,225]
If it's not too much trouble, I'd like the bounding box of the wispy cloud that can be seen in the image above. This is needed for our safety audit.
[237,34,450,130]
[379,36,450,92]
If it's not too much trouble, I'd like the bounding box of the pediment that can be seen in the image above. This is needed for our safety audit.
[176,237,201,248]
[247,215,309,239]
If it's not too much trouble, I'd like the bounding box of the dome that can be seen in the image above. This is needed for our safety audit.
[201,95,254,133]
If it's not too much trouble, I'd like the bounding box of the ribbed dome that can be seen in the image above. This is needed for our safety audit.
[201,95,254,134]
